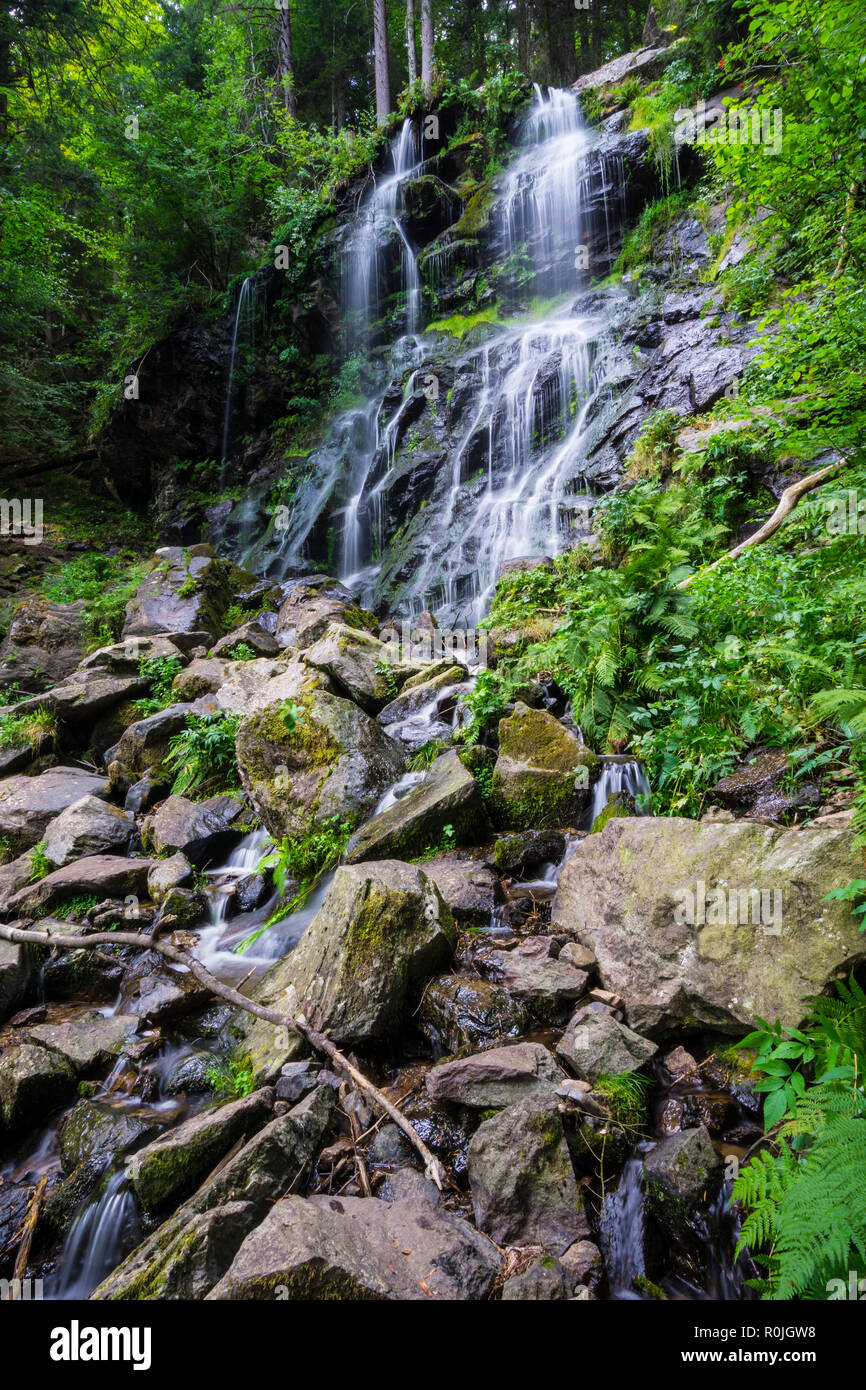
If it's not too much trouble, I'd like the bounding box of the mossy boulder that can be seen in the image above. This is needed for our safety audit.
[553,810,866,1034]
[345,749,487,863]
[238,861,456,1081]
[490,702,597,830]
[123,546,252,640]
[0,1042,77,1132]
[235,690,404,841]
[304,622,417,713]
[58,1099,157,1173]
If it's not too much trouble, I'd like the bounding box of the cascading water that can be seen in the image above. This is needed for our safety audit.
[588,756,653,825]
[49,1169,140,1299]
[221,274,264,464]
[598,1154,648,1299]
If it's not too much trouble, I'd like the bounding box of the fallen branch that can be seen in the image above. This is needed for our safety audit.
[13,1175,47,1286]
[0,920,445,1190]
[677,457,848,590]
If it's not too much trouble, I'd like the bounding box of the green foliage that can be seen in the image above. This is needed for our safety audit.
[28,840,53,882]
[0,706,58,750]
[594,1071,649,1127]
[734,978,866,1299]
[205,1056,255,1100]
[133,655,184,716]
[165,712,241,797]
[52,894,101,921]
[43,553,147,649]
[242,814,354,949]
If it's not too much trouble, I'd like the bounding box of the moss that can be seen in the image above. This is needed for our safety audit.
[427,308,501,338]
[453,178,496,236]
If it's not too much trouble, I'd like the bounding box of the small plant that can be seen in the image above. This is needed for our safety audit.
[0,705,58,750]
[165,712,241,796]
[227,641,257,662]
[205,1056,255,1099]
[28,839,53,882]
[408,739,444,771]
[52,894,101,920]
[133,655,184,716]
[594,1072,649,1127]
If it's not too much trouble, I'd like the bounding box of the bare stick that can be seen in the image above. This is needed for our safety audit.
[13,1175,47,1286]
[0,920,445,1189]
[677,458,848,590]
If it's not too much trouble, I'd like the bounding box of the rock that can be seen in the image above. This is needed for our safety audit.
[377,664,467,741]
[418,855,500,924]
[275,579,377,650]
[426,1042,563,1108]
[211,657,331,717]
[492,829,567,874]
[142,794,242,864]
[6,854,155,917]
[210,621,280,659]
[0,766,110,853]
[367,1123,412,1168]
[0,597,88,689]
[240,861,455,1078]
[172,657,231,700]
[120,961,211,1025]
[345,749,488,863]
[147,852,193,902]
[207,1171,500,1301]
[114,703,194,779]
[236,690,404,841]
[559,941,598,971]
[93,1087,337,1298]
[708,748,814,821]
[58,1099,157,1173]
[416,974,528,1056]
[123,771,167,814]
[556,1009,658,1082]
[304,622,412,711]
[127,1086,275,1210]
[41,794,134,867]
[0,936,33,1023]
[552,812,866,1033]
[644,1126,724,1218]
[467,1093,587,1253]
[23,671,146,725]
[481,943,588,1015]
[560,1239,603,1292]
[501,1257,571,1300]
[123,547,251,639]
[491,703,597,829]
[0,1042,77,1131]
[275,1061,321,1104]
[165,1051,220,1095]
[572,43,675,94]
[27,1012,139,1073]
[78,634,187,676]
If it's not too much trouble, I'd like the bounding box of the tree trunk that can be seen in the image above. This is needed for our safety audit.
[406,0,418,83]
[591,0,604,70]
[277,1,297,116]
[420,0,434,90]
[517,0,531,75]
[373,0,392,124]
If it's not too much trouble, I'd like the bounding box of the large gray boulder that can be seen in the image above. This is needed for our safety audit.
[94,1087,337,1299]
[141,794,243,864]
[240,861,456,1080]
[113,703,194,780]
[480,938,589,1014]
[123,546,253,639]
[59,1099,157,1173]
[6,854,155,917]
[467,1093,588,1253]
[0,767,110,853]
[27,1012,139,1073]
[345,749,488,863]
[207,1170,500,1301]
[235,690,404,841]
[0,597,89,689]
[274,579,377,650]
[419,854,500,924]
[552,811,866,1033]
[212,657,331,717]
[426,1042,564,1109]
[304,622,415,712]
[42,794,134,867]
[0,1042,77,1132]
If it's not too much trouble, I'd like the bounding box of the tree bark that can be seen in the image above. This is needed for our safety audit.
[420,0,434,91]
[277,1,297,116]
[406,0,418,83]
[373,0,392,124]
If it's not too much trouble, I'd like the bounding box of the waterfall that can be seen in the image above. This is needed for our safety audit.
[221,275,263,463]
[589,756,653,825]
[49,1169,140,1299]
[342,117,422,346]
[598,1155,647,1299]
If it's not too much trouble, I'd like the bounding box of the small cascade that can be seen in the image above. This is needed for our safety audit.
[598,1154,648,1299]
[588,756,652,826]
[221,274,264,464]
[343,118,422,346]
[49,1170,140,1300]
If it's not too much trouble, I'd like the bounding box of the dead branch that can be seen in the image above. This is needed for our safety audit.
[0,920,445,1189]
[13,1175,47,1286]
[677,457,848,590]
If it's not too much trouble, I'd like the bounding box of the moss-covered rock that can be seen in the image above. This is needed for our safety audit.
[345,749,487,863]
[490,702,597,830]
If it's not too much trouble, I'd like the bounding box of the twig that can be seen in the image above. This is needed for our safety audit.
[13,1175,47,1286]
[0,920,445,1190]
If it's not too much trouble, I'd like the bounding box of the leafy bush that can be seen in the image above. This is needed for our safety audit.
[165,712,241,797]
[43,553,148,649]
[133,655,184,716]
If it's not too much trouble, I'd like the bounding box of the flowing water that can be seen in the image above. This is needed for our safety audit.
[221,274,264,464]
[588,755,653,825]
[48,1170,141,1299]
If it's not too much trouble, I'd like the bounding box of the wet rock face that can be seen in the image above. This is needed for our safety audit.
[553,811,866,1034]
[0,597,89,690]
[58,1099,156,1173]
[491,703,597,830]
[417,974,528,1055]
[236,689,404,842]
[467,1093,589,1253]
[708,747,820,821]
[240,861,456,1078]
[122,546,254,639]
[0,1042,77,1133]
[345,749,488,863]
[207,1170,500,1302]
